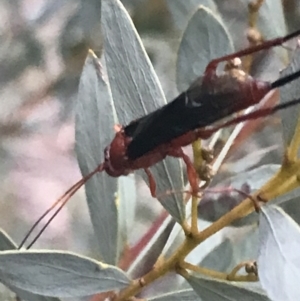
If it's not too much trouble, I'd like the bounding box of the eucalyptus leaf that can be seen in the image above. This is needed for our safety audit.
[162,201,223,261]
[186,219,226,266]
[258,205,300,301]
[128,214,175,278]
[76,52,119,264]
[200,164,280,226]
[165,0,217,32]
[161,200,194,259]
[278,187,300,225]
[176,5,233,92]
[0,229,17,250]
[257,0,287,40]
[268,187,300,206]
[7,286,59,301]
[279,48,300,147]
[148,289,200,301]
[187,275,270,301]
[213,164,280,191]
[118,175,137,247]
[163,215,224,267]
[101,0,184,222]
[201,226,258,273]
[161,218,185,259]
[0,250,130,298]
[0,230,58,301]
[241,0,288,78]
[236,0,286,40]
[200,238,233,273]
[257,181,300,227]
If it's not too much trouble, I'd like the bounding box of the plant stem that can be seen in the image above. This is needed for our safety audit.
[180,261,227,280]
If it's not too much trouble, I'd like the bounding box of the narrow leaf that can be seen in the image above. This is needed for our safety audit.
[0,230,58,301]
[185,220,229,266]
[199,164,280,226]
[277,187,300,225]
[162,213,224,265]
[201,226,258,273]
[257,0,287,39]
[279,48,300,147]
[76,52,119,264]
[118,175,137,247]
[7,287,59,301]
[149,289,200,301]
[258,205,300,301]
[0,229,17,250]
[187,275,270,301]
[271,187,300,206]
[165,0,217,32]
[176,5,233,92]
[215,164,280,191]
[0,250,130,298]
[101,0,184,222]
[128,215,175,278]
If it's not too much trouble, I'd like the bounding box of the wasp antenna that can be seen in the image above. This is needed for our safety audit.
[271,69,300,89]
[283,29,300,42]
[26,184,80,249]
[19,164,105,249]
[18,180,84,249]
[270,97,300,113]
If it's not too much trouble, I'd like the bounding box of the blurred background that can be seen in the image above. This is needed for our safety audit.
[0,0,300,275]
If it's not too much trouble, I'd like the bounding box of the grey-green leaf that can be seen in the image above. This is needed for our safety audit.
[0,230,59,301]
[216,164,280,191]
[187,275,270,301]
[201,226,258,273]
[176,5,233,92]
[101,0,184,222]
[162,217,223,264]
[0,229,17,250]
[128,215,175,278]
[258,205,300,301]
[76,52,119,264]
[0,250,130,298]
[272,187,300,206]
[277,187,300,225]
[7,286,59,301]
[279,48,300,147]
[199,164,280,226]
[149,289,200,301]
[165,0,217,32]
[257,0,287,39]
[118,175,137,248]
